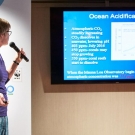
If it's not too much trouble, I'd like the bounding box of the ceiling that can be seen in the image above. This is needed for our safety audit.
[31,0,135,2]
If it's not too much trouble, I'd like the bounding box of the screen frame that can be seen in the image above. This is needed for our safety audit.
[50,7,135,84]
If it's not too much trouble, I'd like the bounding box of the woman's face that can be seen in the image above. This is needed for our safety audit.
[0,30,10,46]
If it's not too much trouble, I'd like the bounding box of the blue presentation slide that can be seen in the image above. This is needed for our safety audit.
[64,11,135,80]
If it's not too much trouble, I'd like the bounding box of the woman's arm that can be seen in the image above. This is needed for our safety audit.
[7,48,25,79]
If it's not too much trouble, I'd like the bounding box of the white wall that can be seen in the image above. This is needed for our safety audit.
[0,0,31,135]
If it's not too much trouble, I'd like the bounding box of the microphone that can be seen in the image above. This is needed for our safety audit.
[9,42,29,62]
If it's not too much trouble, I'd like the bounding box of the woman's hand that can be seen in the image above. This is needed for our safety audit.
[0,93,8,107]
